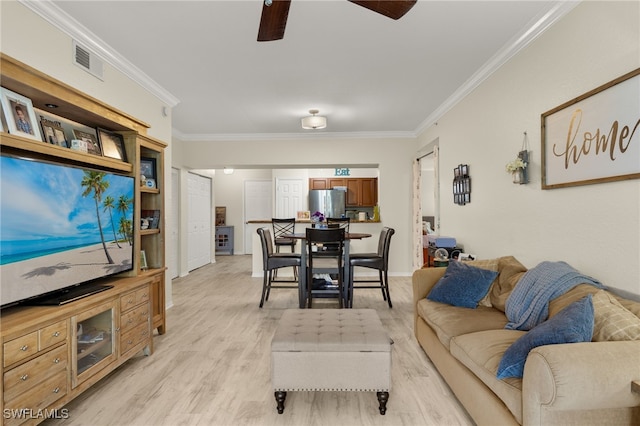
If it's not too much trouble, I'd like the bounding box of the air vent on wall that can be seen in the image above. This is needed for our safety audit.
[73,41,104,80]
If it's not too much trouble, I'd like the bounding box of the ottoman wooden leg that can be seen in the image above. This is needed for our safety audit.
[376,391,389,415]
[275,391,287,414]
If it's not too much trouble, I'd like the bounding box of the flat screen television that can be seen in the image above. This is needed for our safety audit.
[0,153,135,308]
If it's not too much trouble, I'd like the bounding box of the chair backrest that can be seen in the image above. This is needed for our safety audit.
[381,227,395,266]
[326,217,350,232]
[256,227,274,267]
[305,227,345,257]
[272,218,295,239]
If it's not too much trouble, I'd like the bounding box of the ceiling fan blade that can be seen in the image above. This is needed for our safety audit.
[257,0,292,42]
[348,0,417,20]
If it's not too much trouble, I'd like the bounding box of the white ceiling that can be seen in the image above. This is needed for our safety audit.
[43,0,573,140]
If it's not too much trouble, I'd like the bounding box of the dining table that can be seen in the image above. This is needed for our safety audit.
[283,232,372,308]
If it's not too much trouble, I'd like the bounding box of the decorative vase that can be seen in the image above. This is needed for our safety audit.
[512,168,524,184]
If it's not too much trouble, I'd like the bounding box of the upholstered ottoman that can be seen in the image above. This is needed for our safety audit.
[271,309,392,415]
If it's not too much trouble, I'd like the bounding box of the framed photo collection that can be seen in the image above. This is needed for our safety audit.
[1,86,133,166]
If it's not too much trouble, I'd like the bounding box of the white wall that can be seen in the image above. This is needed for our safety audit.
[417,1,640,296]
[1,2,175,306]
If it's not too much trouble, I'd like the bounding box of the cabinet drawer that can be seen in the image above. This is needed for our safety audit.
[120,322,150,356]
[39,320,67,350]
[4,345,68,402]
[120,286,150,312]
[3,332,38,367]
[120,305,150,334]
[4,371,67,426]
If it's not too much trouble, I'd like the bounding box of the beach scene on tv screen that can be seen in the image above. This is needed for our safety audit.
[0,156,135,306]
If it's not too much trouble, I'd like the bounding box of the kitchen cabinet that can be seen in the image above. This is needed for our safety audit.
[308,178,378,207]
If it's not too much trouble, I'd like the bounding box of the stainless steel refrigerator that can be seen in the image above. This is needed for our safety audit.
[308,189,346,218]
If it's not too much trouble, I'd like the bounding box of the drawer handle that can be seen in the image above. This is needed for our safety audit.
[53,331,61,337]
[127,298,134,304]
[20,345,29,351]
[20,374,29,381]
[127,340,133,345]
[127,319,133,324]
[54,358,60,364]
[53,387,60,394]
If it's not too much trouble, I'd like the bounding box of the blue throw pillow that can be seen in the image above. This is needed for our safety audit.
[497,295,594,379]
[427,261,498,308]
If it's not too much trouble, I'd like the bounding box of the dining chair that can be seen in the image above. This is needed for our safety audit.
[257,228,301,308]
[272,218,297,278]
[324,217,350,253]
[305,227,346,308]
[348,227,395,308]
[326,217,350,231]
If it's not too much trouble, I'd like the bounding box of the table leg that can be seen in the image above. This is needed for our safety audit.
[299,242,307,308]
[344,241,350,308]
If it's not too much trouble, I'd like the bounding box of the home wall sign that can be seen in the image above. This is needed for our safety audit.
[541,68,640,189]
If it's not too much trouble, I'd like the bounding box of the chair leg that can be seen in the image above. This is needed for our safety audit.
[348,266,355,308]
[266,270,273,301]
[379,270,387,301]
[384,269,392,308]
[259,271,269,308]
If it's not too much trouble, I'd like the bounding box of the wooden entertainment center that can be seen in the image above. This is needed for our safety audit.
[0,54,167,425]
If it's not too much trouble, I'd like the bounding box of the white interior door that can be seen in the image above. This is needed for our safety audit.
[275,178,304,218]
[169,168,179,279]
[244,180,272,254]
[187,172,212,271]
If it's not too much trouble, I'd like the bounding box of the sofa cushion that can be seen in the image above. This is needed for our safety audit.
[417,298,508,349]
[490,256,527,312]
[450,330,525,424]
[463,258,500,307]
[497,295,594,379]
[591,290,640,341]
[427,261,498,308]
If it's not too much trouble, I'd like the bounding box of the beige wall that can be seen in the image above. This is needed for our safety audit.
[181,137,416,274]
[418,1,640,296]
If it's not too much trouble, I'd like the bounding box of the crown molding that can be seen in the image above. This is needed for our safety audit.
[415,1,580,135]
[19,0,180,108]
[173,129,417,142]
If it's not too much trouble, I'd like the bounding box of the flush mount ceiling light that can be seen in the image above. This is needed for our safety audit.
[301,109,327,130]
[223,167,234,175]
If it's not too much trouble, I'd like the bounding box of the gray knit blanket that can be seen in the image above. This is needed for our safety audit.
[505,261,603,331]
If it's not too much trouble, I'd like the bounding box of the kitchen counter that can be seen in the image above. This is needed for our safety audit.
[246,219,381,224]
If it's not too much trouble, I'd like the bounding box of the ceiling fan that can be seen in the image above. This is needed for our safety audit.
[257,0,417,42]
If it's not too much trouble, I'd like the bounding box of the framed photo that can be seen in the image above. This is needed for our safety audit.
[97,128,127,161]
[542,68,640,189]
[297,210,310,220]
[140,250,148,271]
[41,117,68,148]
[0,87,43,141]
[215,206,226,226]
[72,129,101,155]
[140,157,157,179]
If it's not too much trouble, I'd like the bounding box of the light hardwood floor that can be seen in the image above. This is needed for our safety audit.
[45,255,474,426]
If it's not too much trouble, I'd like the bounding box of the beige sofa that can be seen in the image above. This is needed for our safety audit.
[412,256,640,426]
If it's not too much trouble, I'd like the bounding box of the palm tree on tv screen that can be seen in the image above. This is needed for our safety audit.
[81,170,114,264]
[117,194,133,245]
[103,195,122,248]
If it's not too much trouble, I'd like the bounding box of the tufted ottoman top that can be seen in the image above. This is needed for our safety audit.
[272,309,391,353]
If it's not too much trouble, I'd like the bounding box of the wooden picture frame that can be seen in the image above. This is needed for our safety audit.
[97,128,127,161]
[541,68,640,189]
[0,87,43,141]
[40,117,68,148]
[215,206,226,226]
[140,157,157,179]
[72,129,101,155]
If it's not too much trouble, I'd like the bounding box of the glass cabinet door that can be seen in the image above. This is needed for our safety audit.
[71,301,116,388]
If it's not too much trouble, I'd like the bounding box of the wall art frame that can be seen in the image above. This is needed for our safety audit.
[0,87,43,142]
[97,127,127,161]
[541,68,640,189]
